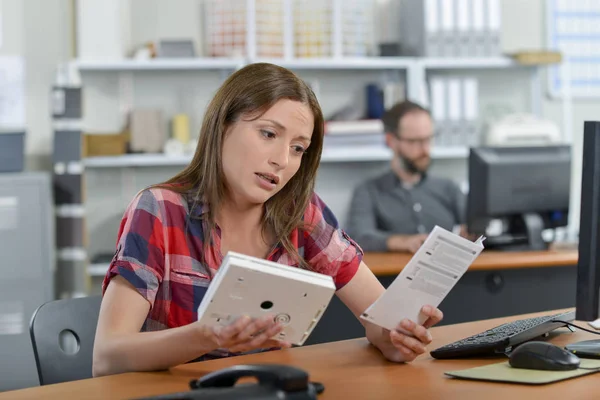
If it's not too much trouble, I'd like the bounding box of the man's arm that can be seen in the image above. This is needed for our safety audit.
[346,184,427,253]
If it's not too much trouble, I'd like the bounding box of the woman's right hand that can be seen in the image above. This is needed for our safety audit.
[200,314,292,354]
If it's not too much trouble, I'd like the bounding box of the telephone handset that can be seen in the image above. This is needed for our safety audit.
[138,364,324,400]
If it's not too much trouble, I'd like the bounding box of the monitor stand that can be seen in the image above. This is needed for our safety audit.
[483,213,549,252]
[520,213,548,250]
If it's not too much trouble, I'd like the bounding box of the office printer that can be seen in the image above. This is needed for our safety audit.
[485,114,562,146]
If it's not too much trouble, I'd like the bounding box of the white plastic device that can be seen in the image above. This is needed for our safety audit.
[196,251,336,346]
[486,114,562,146]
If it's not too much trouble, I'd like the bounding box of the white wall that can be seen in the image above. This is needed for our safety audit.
[502,0,589,237]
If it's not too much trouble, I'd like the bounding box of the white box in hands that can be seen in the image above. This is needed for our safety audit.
[196,251,336,346]
[360,226,485,332]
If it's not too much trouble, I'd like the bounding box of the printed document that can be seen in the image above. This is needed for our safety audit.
[360,225,485,331]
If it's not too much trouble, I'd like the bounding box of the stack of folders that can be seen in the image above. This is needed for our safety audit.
[323,120,386,149]
[429,76,479,147]
[398,0,501,58]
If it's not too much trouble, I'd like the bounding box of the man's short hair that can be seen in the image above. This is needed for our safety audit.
[381,100,431,138]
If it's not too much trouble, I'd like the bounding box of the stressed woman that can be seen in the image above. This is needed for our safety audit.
[92,63,443,377]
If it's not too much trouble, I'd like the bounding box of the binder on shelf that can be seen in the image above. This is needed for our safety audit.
[472,0,486,57]
[440,0,457,57]
[456,0,471,58]
[462,77,479,147]
[429,76,447,146]
[485,0,501,56]
[446,77,462,147]
[399,0,441,57]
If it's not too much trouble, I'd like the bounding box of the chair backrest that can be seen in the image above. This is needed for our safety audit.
[29,295,102,385]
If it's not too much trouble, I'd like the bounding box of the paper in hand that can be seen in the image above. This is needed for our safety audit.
[360,226,485,331]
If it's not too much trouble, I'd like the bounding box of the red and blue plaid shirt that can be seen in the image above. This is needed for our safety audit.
[102,187,363,360]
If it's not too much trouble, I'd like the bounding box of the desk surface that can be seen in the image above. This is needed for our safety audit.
[364,249,579,275]
[4,309,597,400]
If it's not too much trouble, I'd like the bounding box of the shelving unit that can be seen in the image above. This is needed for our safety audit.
[71,55,534,106]
[73,54,540,171]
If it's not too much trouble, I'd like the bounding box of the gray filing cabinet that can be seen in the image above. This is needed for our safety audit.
[0,172,54,391]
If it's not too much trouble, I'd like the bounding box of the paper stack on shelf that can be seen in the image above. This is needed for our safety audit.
[323,119,386,149]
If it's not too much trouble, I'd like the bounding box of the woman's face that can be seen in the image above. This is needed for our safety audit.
[221,99,314,208]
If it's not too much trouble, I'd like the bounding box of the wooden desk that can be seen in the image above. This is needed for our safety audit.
[2,310,597,400]
[307,249,579,345]
[363,249,579,276]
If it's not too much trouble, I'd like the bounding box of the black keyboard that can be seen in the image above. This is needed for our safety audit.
[430,310,576,359]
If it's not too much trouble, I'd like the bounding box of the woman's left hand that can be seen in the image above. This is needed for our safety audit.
[380,305,444,363]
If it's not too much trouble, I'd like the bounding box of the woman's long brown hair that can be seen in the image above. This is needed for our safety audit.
[154,62,324,270]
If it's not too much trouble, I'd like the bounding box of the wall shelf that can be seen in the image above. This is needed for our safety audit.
[73,58,245,71]
[83,146,469,169]
[70,55,535,109]
[71,56,528,72]
[249,57,416,70]
[420,57,523,69]
[83,153,191,168]
[72,57,415,73]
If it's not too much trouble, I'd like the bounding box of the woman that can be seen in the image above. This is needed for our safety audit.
[93,62,443,377]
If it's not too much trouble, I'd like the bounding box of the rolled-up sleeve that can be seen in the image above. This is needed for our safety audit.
[102,189,165,309]
[303,193,363,290]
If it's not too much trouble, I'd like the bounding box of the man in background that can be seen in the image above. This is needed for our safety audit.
[346,101,467,253]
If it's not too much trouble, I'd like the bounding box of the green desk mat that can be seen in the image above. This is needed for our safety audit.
[445,359,600,385]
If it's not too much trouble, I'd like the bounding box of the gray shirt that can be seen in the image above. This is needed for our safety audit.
[345,170,466,251]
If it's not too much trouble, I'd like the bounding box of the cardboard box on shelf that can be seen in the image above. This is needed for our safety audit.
[82,132,129,157]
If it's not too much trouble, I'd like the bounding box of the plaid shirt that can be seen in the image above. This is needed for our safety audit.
[102,187,363,360]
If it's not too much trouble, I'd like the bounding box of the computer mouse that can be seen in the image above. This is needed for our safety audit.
[509,341,580,371]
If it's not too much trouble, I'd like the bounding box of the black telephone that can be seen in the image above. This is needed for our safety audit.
[137,364,324,400]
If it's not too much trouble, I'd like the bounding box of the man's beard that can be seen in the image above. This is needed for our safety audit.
[398,154,430,175]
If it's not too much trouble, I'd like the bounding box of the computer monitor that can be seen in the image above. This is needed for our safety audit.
[467,145,571,251]
[575,121,600,322]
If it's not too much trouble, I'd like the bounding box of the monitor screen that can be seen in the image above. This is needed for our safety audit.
[467,145,571,251]
[576,121,600,321]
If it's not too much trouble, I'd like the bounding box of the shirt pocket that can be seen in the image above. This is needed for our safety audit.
[169,266,210,286]
[169,266,211,314]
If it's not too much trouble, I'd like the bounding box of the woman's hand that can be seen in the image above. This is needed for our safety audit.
[199,314,292,354]
[379,305,444,363]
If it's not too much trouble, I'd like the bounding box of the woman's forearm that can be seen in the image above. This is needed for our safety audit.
[93,323,215,377]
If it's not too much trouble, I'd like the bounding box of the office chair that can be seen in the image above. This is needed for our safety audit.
[29,295,102,385]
